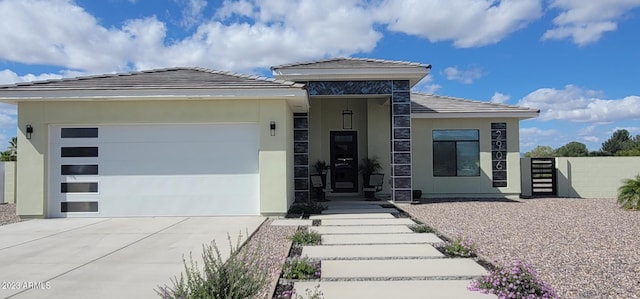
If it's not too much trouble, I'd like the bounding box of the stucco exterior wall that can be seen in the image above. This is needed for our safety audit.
[556,157,640,198]
[16,99,293,217]
[1,162,16,203]
[367,99,391,194]
[412,118,521,197]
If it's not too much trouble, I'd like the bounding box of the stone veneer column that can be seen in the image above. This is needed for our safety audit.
[391,80,412,202]
[293,113,310,202]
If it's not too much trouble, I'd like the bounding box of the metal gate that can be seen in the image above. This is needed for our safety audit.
[531,158,556,196]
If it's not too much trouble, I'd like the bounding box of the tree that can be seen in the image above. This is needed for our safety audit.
[555,141,589,157]
[524,145,555,158]
[601,129,631,155]
[0,137,17,161]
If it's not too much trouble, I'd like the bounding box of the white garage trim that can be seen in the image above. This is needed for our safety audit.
[48,123,260,217]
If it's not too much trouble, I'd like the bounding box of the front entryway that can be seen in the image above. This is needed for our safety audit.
[330,131,358,192]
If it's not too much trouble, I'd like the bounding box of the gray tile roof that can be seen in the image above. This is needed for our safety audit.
[0,67,305,91]
[272,57,431,70]
[411,93,539,118]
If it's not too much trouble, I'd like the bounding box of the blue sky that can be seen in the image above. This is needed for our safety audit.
[1,0,639,153]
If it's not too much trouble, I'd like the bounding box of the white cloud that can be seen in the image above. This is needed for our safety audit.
[521,127,558,137]
[582,136,600,143]
[174,0,208,29]
[412,76,441,94]
[491,92,510,104]
[542,0,640,46]
[376,0,542,47]
[518,85,640,123]
[0,0,383,74]
[443,66,484,84]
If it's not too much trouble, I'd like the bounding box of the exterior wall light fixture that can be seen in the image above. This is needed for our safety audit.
[342,109,353,129]
[270,121,276,136]
[26,125,33,139]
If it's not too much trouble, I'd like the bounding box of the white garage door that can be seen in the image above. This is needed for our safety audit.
[48,124,260,217]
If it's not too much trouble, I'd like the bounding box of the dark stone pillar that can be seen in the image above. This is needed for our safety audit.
[391,80,412,201]
[293,113,309,202]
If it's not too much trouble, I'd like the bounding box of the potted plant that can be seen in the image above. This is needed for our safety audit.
[312,160,330,186]
[359,156,382,199]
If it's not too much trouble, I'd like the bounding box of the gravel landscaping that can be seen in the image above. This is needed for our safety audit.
[400,198,640,299]
[0,203,21,226]
[241,219,298,299]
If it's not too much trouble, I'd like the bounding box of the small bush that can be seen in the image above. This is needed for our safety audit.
[291,230,322,246]
[441,236,477,257]
[288,202,327,215]
[408,223,435,233]
[282,257,321,280]
[156,234,267,299]
[295,284,324,299]
[469,260,557,298]
[618,174,640,210]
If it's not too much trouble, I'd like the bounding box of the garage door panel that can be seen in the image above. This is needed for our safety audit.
[49,124,260,217]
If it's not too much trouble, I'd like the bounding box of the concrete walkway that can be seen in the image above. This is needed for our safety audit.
[294,200,495,298]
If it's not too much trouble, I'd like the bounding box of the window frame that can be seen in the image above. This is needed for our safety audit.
[432,129,480,177]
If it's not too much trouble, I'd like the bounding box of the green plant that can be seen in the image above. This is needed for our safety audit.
[291,230,322,246]
[442,236,477,257]
[618,174,640,210]
[282,257,320,280]
[156,234,267,299]
[358,156,382,178]
[296,284,324,299]
[469,260,557,298]
[312,160,330,175]
[287,202,327,215]
[408,223,435,233]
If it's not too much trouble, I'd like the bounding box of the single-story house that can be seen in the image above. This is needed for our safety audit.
[0,58,539,218]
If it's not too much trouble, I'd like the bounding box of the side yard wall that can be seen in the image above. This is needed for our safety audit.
[521,157,640,198]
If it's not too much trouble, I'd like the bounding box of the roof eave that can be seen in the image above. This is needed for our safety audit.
[411,111,540,120]
[272,67,431,87]
[0,87,311,112]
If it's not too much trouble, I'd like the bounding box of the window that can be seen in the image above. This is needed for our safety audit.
[61,147,98,157]
[61,165,99,175]
[61,128,98,138]
[61,182,98,193]
[433,130,480,177]
[61,201,98,212]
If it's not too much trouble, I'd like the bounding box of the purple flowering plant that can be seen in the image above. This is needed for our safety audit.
[469,260,558,299]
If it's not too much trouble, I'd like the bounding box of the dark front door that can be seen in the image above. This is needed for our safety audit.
[330,131,358,192]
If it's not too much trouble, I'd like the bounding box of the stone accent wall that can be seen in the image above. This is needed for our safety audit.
[391,80,412,201]
[293,113,309,202]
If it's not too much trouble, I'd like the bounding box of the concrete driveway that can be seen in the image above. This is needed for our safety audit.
[0,217,265,299]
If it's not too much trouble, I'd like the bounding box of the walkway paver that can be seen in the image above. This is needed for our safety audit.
[302,244,443,259]
[321,233,443,245]
[311,225,412,234]
[321,218,415,226]
[293,280,495,299]
[271,219,312,226]
[320,208,398,214]
[290,201,493,298]
[310,213,395,220]
[321,258,488,279]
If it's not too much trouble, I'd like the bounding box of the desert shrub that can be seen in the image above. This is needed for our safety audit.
[469,260,557,298]
[618,174,640,210]
[408,223,435,233]
[291,230,321,246]
[441,236,477,257]
[156,234,267,299]
[288,202,327,215]
[282,257,320,280]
